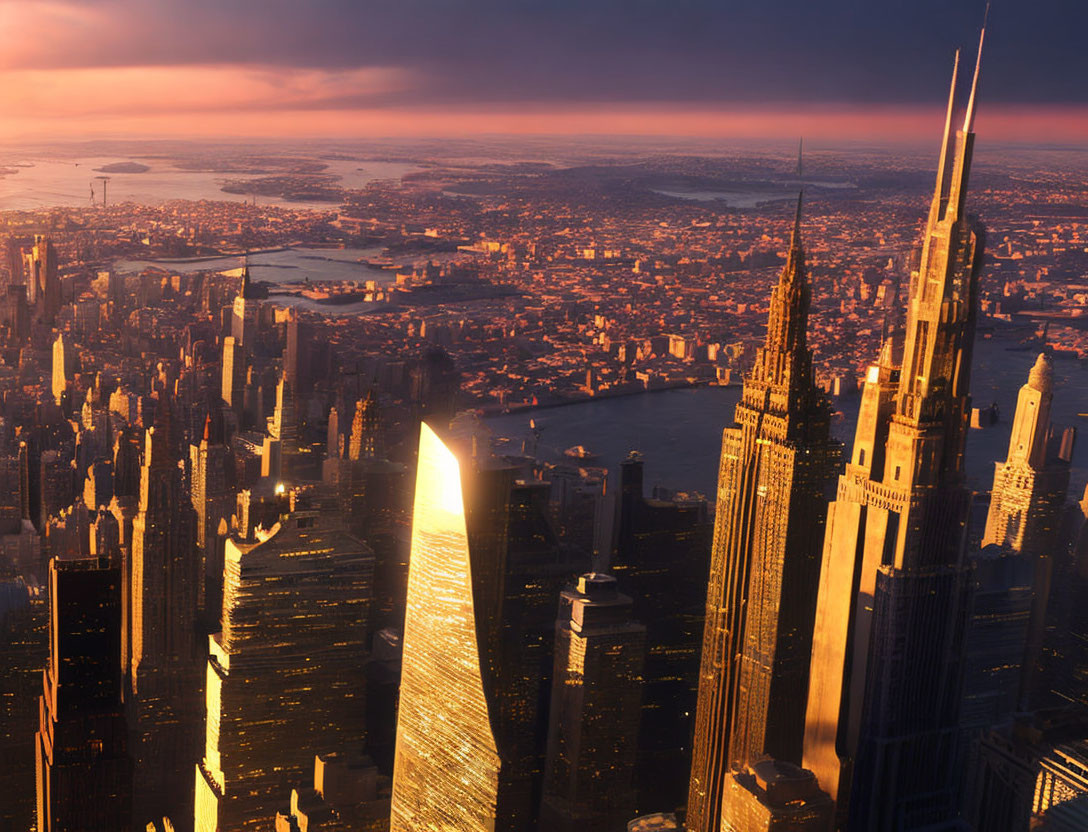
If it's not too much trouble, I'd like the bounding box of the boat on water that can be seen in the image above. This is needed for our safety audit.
[563,445,599,462]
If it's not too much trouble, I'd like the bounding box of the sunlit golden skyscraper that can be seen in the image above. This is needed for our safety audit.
[390,423,502,831]
[804,28,987,828]
[982,353,1073,709]
[391,423,566,832]
[686,197,839,832]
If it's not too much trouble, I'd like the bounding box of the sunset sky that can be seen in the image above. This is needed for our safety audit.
[0,0,1085,143]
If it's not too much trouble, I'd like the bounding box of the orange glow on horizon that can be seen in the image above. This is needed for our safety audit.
[0,63,1082,144]
[2,101,1087,145]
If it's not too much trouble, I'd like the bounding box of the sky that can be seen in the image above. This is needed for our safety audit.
[0,0,1086,143]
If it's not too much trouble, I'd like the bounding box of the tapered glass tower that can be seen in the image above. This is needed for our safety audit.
[390,423,502,831]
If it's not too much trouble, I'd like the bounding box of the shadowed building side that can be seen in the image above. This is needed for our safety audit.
[687,195,839,832]
[804,25,988,829]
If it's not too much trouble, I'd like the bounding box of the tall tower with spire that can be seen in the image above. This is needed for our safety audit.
[803,25,988,829]
[686,195,840,832]
[982,353,1074,708]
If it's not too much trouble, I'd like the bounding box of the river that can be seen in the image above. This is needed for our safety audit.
[485,337,1088,503]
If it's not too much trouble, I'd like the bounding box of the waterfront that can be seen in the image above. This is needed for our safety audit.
[0,156,419,211]
[486,336,1088,502]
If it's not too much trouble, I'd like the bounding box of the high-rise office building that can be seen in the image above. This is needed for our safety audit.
[687,196,839,832]
[611,453,710,814]
[35,556,132,832]
[190,411,236,633]
[0,571,47,831]
[982,353,1074,708]
[540,573,645,832]
[25,234,60,322]
[221,336,244,417]
[1039,485,1088,711]
[349,391,382,462]
[262,372,298,480]
[804,31,987,828]
[129,399,203,829]
[230,265,259,348]
[391,423,571,832]
[283,308,311,401]
[960,547,1035,733]
[390,422,503,831]
[52,333,70,407]
[194,493,373,832]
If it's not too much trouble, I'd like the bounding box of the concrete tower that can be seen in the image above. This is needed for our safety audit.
[128,397,203,830]
[540,573,646,832]
[804,28,988,828]
[687,196,840,832]
[982,353,1073,708]
[35,557,132,832]
[194,494,372,832]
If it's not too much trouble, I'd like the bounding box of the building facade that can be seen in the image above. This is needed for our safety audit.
[35,557,132,832]
[194,494,372,832]
[803,34,987,828]
[687,197,839,832]
[390,423,504,831]
[540,573,645,832]
[391,423,573,832]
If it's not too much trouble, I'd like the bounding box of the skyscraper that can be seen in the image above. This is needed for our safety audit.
[35,556,132,832]
[194,492,372,832]
[390,423,502,831]
[190,411,236,633]
[540,573,646,832]
[0,570,46,831]
[804,30,987,828]
[25,234,60,323]
[391,423,571,832]
[231,264,259,348]
[221,336,244,418]
[349,390,382,462]
[687,197,839,832]
[982,353,1074,708]
[611,453,710,814]
[129,399,203,829]
[262,372,299,480]
[52,333,69,407]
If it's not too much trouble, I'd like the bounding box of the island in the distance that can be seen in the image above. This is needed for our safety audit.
[94,161,150,173]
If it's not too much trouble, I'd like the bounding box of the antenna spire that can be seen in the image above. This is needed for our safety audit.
[791,190,803,249]
[929,49,960,225]
[962,5,988,133]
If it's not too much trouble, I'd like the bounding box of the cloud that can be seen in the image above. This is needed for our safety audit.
[1,0,1086,106]
[0,0,1084,141]
[0,64,412,117]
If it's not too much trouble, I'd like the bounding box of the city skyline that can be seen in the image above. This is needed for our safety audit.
[3,4,1088,832]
